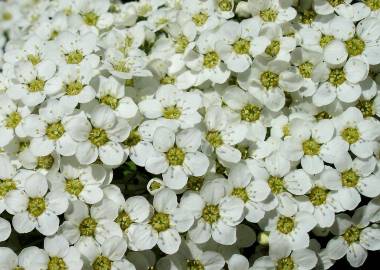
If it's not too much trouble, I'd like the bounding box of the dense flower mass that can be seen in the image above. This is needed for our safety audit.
[1,0,380,269]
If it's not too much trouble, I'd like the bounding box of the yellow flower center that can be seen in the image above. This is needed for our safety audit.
[232,187,249,203]
[343,225,361,245]
[0,179,16,198]
[175,35,189,53]
[314,111,332,121]
[260,8,278,22]
[27,54,41,65]
[302,138,321,155]
[328,68,346,86]
[240,104,261,122]
[364,0,380,10]
[100,95,119,110]
[92,256,111,270]
[265,40,280,57]
[299,10,317,25]
[65,178,84,196]
[327,0,345,7]
[89,128,109,147]
[65,50,84,64]
[298,62,314,78]
[163,106,182,119]
[356,99,374,118]
[320,35,335,48]
[65,81,84,96]
[37,155,54,169]
[82,12,98,26]
[276,257,295,270]
[206,131,224,148]
[115,210,133,231]
[46,122,65,140]
[79,217,97,236]
[192,12,208,26]
[166,147,185,166]
[345,37,365,56]
[150,212,170,232]
[160,75,176,85]
[308,186,328,206]
[268,176,285,194]
[27,79,45,92]
[2,11,12,21]
[218,0,233,11]
[113,61,130,73]
[187,176,204,191]
[202,204,220,224]
[341,127,360,144]
[187,260,205,270]
[233,38,251,55]
[260,71,279,89]
[277,216,295,234]
[48,257,67,270]
[123,130,141,147]
[5,112,22,129]
[203,51,220,69]
[27,197,46,217]
[341,169,359,188]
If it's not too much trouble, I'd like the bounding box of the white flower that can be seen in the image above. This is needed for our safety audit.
[48,157,106,204]
[65,106,130,165]
[0,94,32,147]
[0,246,47,270]
[320,156,379,211]
[248,0,297,24]
[185,32,231,85]
[241,57,303,112]
[314,0,353,15]
[127,188,193,254]
[146,126,209,190]
[227,163,271,223]
[260,210,316,253]
[28,99,78,157]
[251,248,318,270]
[326,210,380,268]
[79,236,135,270]
[138,85,202,130]
[7,172,68,236]
[43,235,83,270]
[255,154,312,217]
[217,18,270,73]
[60,199,122,246]
[203,106,246,163]
[93,75,138,119]
[180,0,220,33]
[181,180,245,245]
[7,60,56,106]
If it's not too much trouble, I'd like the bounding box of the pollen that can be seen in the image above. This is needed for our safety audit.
[276,257,295,270]
[65,178,84,196]
[92,256,112,270]
[356,99,374,118]
[328,68,346,87]
[202,204,220,224]
[308,186,328,206]
[232,187,249,203]
[46,121,65,140]
[27,54,41,65]
[166,146,185,166]
[203,51,220,69]
[302,138,321,156]
[345,36,365,56]
[0,179,16,198]
[206,131,224,148]
[37,155,54,169]
[89,128,109,147]
[187,259,205,270]
[5,112,22,129]
[123,130,141,147]
[260,71,279,89]
[240,104,261,122]
[265,40,280,57]
[364,0,380,10]
[65,80,84,96]
[276,216,295,234]
[163,106,182,119]
[233,38,251,55]
[27,78,45,92]
[218,0,233,11]
[79,217,97,236]
[192,12,209,26]
[298,62,314,78]
[150,212,170,232]
[341,127,360,144]
[100,95,119,110]
[115,210,133,231]
[343,225,361,245]
[341,169,359,188]
[175,35,189,53]
[27,197,46,217]
[82,12,98,26]
[48,257,67,270]
[260,8,278,22]
[268,176,285,194]
[65,50,84,64]
[320,35,335,48]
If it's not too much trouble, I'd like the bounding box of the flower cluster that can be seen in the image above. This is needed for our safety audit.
[1,0,380,269]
